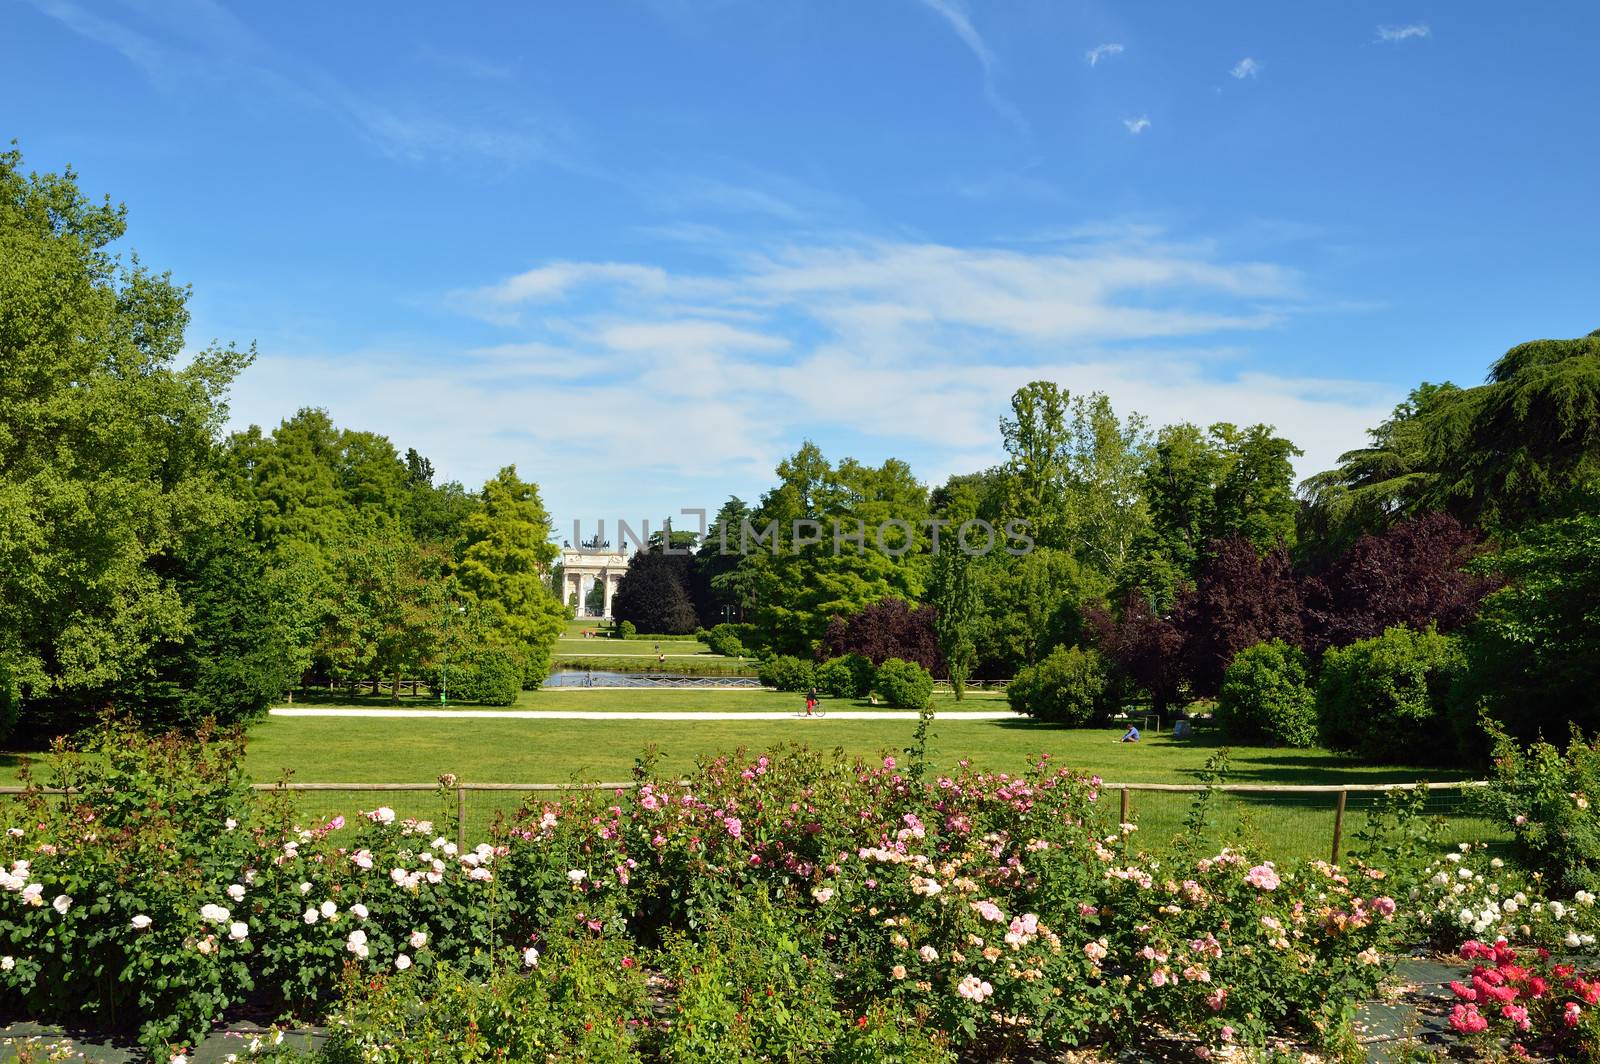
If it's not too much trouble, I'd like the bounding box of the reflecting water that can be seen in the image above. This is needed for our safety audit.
[545,668,762,688]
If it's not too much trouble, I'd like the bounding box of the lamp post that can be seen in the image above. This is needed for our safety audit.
[441,604,466,706]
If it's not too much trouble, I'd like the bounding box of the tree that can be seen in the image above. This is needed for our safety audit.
[823,598,942,674]
[1211,424,1302,552]
[1086,592,1186,715]
[971,548,1103,676]
[1301,331,1600,538]
[0,146,253,739]
[1139,423,1231,579]
[453,466,567,688]
[1301,512,1496,654]
[1299,383,1462,554]
[318,530,446,700]
[738,445,929,655]
[1178,537,1304,697]
[1457,513,1600,745]
[999,382,1071,550]
[613,546,699,635]
[928,548,979,699]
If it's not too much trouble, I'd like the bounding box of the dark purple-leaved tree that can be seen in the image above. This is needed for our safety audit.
[822,597,942,674]
[1301,512,1498,654]
[1179,537,1304,697]
[1086,592,1186,714]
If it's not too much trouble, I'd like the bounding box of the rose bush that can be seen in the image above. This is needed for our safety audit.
[0,721,1435,1059]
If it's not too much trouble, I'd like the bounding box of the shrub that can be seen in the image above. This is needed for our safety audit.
[658,892,842,1063]
[444,645,521,706]
[874,658,933,710]
[757,655,815,692]
[1215,640,1318,747]
[815,654,874,699]
[1006,645,1112,726]
[0,719,263,1054]
[1441,940,1600,1058]
[0,729,1417,1060]
[701,623,746,658]
[617,620,637,639]
[318,936,646,1064]
[1316,625,1464,762]
[1474,723,1600,893]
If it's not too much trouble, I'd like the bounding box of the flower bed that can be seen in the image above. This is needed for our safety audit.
[0,722,1481,1060]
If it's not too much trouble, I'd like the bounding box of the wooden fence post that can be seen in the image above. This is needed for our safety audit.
[1331,790,1348,866]
[456,784,467,852]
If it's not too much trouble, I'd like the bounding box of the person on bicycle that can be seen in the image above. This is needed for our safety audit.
[805,686,820,716]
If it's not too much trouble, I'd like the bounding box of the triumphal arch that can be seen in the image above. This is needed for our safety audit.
[558,547,629,618]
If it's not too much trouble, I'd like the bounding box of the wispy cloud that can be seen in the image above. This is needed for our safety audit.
[914,0,1028,132]
[1123,116,1151,135]
[23,0,576,171]
[234,225,1389,521]
[1230,57,1260,79]
[1086,42,1124,67]
[1376,24,1430,42]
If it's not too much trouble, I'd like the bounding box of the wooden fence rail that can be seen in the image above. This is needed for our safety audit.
[0,779,1488,864]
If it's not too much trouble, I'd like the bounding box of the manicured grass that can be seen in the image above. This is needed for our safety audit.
[282,688,1005,712]
[0,685,1499,862]
[554,638,714,656]
[227,713,1494,861]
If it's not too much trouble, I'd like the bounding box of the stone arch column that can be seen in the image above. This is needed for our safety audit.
[602,569,618,619]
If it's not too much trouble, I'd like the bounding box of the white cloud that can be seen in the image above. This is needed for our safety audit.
[1086,42,1124,67]
[1123,116,1151,134]
[230,226,1394,524]
[914,0,1028,131]
[1230,57,1260,79]
[1376,24,1430,42]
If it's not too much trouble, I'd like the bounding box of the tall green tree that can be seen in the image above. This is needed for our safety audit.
[1457,513,1600,745]
[453,466,567,687]
[999,382,1071,550]
[0,147,254,738]
[1302,330,1600,539]
[318,530,446,701]
[928,548,979,700]
[738,445,929,655]
[1212,423,1302,551]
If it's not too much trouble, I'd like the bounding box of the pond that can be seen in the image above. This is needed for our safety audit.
[545,668,763,688]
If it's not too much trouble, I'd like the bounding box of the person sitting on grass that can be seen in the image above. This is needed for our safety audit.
[1118,724,1141,743]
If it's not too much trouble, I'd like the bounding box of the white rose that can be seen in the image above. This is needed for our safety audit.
[350,903,368,920]
[52,894,72,915]
[567,869,586,883]
[320,900,337,920]
[131,914,153,930]
[303,908,319,925]
[227,884,246,902]
[228,921,249,941]
[523,947,540,967]
[394,953,412,971]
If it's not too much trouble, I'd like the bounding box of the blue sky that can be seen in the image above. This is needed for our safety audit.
[8,0,1598,532]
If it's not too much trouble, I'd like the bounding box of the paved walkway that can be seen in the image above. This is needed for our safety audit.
[270,707,1013,721]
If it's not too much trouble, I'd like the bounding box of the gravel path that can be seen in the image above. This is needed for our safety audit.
[269,707,1013,721]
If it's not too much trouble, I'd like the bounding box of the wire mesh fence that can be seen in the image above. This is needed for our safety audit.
[0,779,1504,863]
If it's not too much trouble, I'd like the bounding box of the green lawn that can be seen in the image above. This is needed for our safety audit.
[231,713,1494,861]
[0,687,1500,862]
